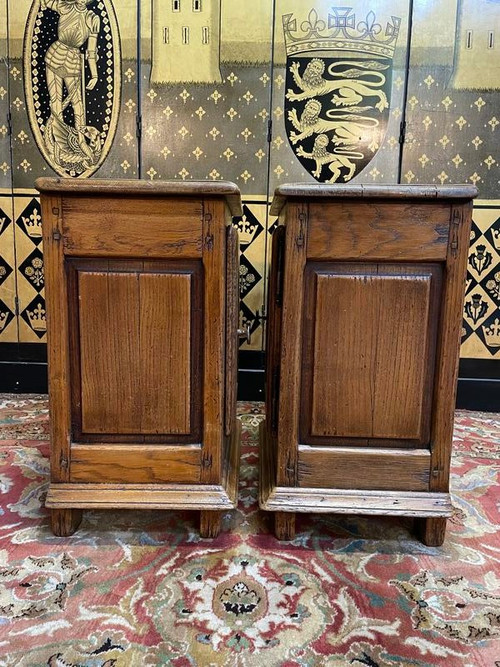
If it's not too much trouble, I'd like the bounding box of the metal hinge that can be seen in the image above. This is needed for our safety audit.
[398,120,406,145]
[136,113,142,139]
[450,208,461,257]
[267,119,273,143]
[203,212,214,250]
[14,295,19,316]
[6,112,12,136]
[52,230,62,241]
[296,209,307,248]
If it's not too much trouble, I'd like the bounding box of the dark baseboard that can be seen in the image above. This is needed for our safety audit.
[0,344,48,393]
[237,350,265,401]
[456,359,500,411]
[0,346,498,411]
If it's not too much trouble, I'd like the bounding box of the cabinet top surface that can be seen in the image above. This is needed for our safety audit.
[35,177,243,216]
[270,183,478,215]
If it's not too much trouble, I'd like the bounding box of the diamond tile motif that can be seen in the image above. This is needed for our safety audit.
[0,299,14,336]
[15,198,42,246]
[0,210,11,236]
[0,256,13,288]
[20,294,46,340]
[477,311,500,356]
[460,207,500,358]
[239,254,262,300]
[19,248,44,293]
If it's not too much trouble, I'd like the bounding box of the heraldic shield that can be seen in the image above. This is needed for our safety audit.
[283,7,401,184]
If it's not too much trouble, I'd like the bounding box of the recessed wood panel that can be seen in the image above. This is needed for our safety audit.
[76,261,199,438]
[62,196,203,258]
[303,263,441,444]
[307,202,450,261]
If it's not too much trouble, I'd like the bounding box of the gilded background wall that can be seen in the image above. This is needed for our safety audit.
[0,0,499,362]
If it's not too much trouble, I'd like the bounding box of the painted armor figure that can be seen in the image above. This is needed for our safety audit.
[40,0,101,174]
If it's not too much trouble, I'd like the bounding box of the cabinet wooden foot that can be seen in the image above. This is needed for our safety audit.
[51,509,82,537]
[275,512,296,540]
[200,510,222,538]
[415,517,447,546]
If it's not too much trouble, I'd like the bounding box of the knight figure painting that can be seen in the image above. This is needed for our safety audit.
[23,0,121,178]
[283,7,400,183]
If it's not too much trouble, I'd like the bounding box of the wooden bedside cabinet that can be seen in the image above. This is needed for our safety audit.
[260,184,477,546]
[37,178,242,538]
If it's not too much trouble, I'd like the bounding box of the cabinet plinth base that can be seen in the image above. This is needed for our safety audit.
[45,421,241,536]
[259,421,452,543]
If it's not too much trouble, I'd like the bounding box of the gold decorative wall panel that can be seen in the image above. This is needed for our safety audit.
[0,0,498,366]
[0,197,16,342]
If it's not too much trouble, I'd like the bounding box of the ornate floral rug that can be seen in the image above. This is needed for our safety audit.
[0,395,499,666]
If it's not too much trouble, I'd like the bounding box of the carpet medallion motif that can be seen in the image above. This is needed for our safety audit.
[0,396,499,666]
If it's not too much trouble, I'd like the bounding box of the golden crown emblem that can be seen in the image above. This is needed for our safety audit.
[27,302,46,332]
[282,6,401,59]
[483,318,500,348]
[22,209,43,239]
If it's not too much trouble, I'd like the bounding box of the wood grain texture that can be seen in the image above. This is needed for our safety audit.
[69,259,203,443]
[50,508,82,537]
[270,183,478,215]
[41,194,71,483]
[200,510,222,538]
[265,225,285,438]
[307,202,450,261]
[260,419,452,516]
[275,512,296,540]
[62,196,203,258]
[224,225,239,437]
[221,418,242,508]
[277,203,308,486]
[139,272,191,434]
[40,180,242,536]
[79,270,140,434]
[298,446,430,491]
[200,199,226,484]
[263,186,474,544]
[306,264,440,443]
[414,517,447,546]
[70,445,201,483]
[46,482,237,510]
[36,177,243,216]
[430,202,474,491]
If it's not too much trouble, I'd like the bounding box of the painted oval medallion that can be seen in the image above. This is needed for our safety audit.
[23,0,121,178]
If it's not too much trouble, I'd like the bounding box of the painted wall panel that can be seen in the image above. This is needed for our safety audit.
[402,0,500,359]
[140,0,274,350]
[0,0,498,366]
[9,0,138,189]
[269,0,411,192]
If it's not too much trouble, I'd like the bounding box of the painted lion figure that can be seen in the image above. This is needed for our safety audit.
[286,58,389,112]
[287,99,378,146]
